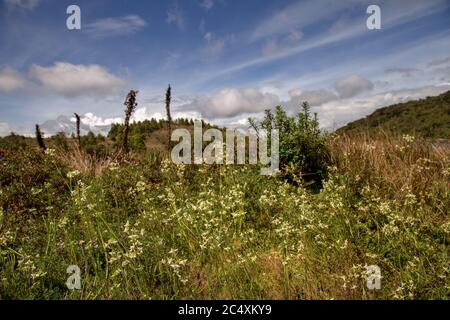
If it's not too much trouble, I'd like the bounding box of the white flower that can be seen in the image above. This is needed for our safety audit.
[44,148,56,156]
[402,134,415,143]
[67,170,81,179]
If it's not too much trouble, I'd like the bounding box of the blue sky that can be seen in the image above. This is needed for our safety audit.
[0,0,449,135]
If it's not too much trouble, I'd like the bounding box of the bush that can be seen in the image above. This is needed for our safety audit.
[0,133,28,151]
[254,102,330,188]
[0,149,69,218]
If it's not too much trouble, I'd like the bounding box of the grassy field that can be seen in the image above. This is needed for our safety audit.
[0,130,448,299]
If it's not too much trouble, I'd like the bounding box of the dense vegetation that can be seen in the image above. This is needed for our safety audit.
[337,90,450,138]
[0,96,448,300]
[249,102,330,188]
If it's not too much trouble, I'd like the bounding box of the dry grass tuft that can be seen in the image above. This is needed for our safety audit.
[328,132,450,200]
[54,143,119,177]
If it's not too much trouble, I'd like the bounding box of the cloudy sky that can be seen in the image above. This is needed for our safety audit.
[0,0,449,136]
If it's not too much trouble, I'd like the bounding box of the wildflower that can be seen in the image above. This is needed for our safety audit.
[338,239,348,250]
[136,181,146,193]
[404,193,417,206]
[67,170,81,179]
[382,222,399,235]
[402,134,415,143]
[363,144,376,152]
[44,148,55,156]
[123,220,130,234]
[108,161,120,171]
[365,252,378,259]
[31,187,43,196]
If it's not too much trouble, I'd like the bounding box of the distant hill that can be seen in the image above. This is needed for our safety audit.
[337,90,450,138]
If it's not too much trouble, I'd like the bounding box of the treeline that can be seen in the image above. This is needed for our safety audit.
[108,118,199,152]
[0,118,208,155]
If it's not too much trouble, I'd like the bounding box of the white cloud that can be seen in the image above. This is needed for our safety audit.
[180,88,280,118]
[203,32,232,61]
[199,0,215,11]
[428,56,450,67]
[251,0,447,42]
[384,68,421,78]
[251,0,355,41]
[193,0,449,86]
[262,30,303,57]
[0,122,11,137]
[85,15,147,38]
[4,0,39,10]
[133,107,201,122]
[29,62,126,98]
[287,29,303,42]
[0,66,25,92]
[334,74,374,98]
[317,84,450,130]
[68,108,201,129]
[166,3,185,30]
[287,88,337,107]
[76,113,123,127]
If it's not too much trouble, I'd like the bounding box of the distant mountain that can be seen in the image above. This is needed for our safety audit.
[39,115,111,137]
[337,90,450,138]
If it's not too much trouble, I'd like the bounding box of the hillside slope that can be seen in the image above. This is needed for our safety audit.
[337,90,450,138]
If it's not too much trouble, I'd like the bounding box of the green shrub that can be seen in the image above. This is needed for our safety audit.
[0,133,28,151]
[254,102,330,188]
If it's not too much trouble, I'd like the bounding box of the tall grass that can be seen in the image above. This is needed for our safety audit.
[0,132,448,299]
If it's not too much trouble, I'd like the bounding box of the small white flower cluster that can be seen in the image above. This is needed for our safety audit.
[67,170,81,179]
[17,252,47,280]
[108,161,120,171]
[161,248,188,284]
[392,279,416,299]
[44,148,56,156]
[402,134,415,144]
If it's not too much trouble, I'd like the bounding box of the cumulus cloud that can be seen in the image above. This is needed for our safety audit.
[29,62,126,98]
[0,66,26,92]
[180,88,280,118]
[133,107,201,122]
[4,0,39,10]
[68,109,201,130]
[179,75,374,120]
[334,74,374,98]
[287,88,337,107]
[166,3,185,30]
[317,84,450,130]
[75,113,123,127]
[85,15,147,38]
